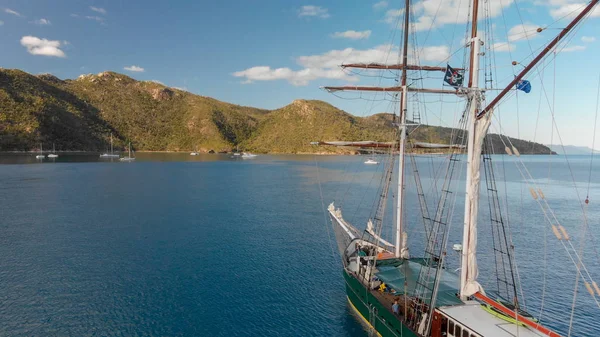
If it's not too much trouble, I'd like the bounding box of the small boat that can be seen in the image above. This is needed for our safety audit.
[364,158,378,165]
[47,143,58,158]
[100,133,120,158]
[241,152,257,159]
[35,143,45,159]
[119,142,135,162]
[190,152,199,156]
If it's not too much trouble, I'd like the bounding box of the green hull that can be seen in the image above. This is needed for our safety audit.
[343,270,418,337]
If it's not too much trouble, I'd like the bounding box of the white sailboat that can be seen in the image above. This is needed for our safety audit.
[35,143,45,159]
[241,152,257,159]
[119,142,135,162]
[47,143,58,158]
[365,148,379,165]
[100,134,120,158]
[190,147,199,156]
[312,1,600,336]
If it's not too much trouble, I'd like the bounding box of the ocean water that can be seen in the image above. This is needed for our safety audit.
[0,153,598,336]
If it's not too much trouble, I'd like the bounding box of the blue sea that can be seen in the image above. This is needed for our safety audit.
[0,153,599,336]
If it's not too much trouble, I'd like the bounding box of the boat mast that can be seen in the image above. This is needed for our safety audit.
[395,0,410,258]
[460,0,483,300]
[458,0,600,301]
[110,133,113,155]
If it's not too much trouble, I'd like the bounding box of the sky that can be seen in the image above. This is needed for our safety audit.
[1,0,599,148]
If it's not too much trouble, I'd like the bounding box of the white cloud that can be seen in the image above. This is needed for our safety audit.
[492,42,516,52]
[373,1,388,10]
[233,66,352,86]
[4,8,22,17]
[233,44,450,86]
[85,16,104,23]
[581,36,596,43]
[33,18,51,25]
[507,23,540,42]
[408,0,514,32]
[90,6,107,15]
[20,36,66,58]
[549,2,600,19]
[560,45,586,52]
[383,9,404,24]
[331,30,371,40]
[124,65,145,72]
[298,6,330,18]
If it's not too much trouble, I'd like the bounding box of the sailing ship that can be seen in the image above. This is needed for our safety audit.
[314,1,600,336]
[35,143,45,159]
[100,133,120,158]
[47,143,59,158]
[119,142,135,162]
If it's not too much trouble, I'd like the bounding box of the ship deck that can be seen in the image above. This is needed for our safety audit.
[374,258,463,307]
[371,258,550,337]
[439,302,549,337]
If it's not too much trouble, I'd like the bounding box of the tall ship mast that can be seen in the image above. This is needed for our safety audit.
[316,1,600,336]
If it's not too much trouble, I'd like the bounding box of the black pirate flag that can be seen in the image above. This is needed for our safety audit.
[443,65,464,88]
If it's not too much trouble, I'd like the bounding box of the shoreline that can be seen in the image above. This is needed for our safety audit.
[0,150,558,156]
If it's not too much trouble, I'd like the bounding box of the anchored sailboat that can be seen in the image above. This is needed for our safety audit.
[35,143,45,159]
[315,1,600,336]
[48,143,58,158]
[119,142,135,162]
[100,133,120,158]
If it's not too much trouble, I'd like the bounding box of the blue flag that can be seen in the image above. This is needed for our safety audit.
[516,80,531,93]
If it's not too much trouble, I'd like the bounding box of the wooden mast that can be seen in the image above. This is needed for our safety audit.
[478,0,600,118]
[395,0,411,258]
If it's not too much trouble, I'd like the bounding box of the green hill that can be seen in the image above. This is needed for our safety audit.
[0,69,267,152]
[0,69,553,155]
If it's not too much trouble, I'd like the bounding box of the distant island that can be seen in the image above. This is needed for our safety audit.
[546,144,599,155]
[0,69,554,155]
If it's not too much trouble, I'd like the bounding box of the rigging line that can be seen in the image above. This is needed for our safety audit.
[486,132,526,306]
[359,147,394,227]
[586,73,600,199]
[490,126,600,309]
[414,0,448,48]
[568,199,593,336]
[530,48,600,264]
[483,3,533,309]
[529,53,549,154]
[314,156,337,259]
[492,115,600,278]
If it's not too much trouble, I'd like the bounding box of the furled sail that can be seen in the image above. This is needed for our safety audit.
[328,203,361,256]
[310,141,394,148]
[461,97,493,298]
[411,142,465,149]
[366,219,395,249]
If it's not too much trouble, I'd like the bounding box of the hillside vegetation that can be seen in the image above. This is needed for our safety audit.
[0,69,553,154]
